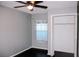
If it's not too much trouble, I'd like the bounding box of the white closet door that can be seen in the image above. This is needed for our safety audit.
[54,16,74,23]
[54,16,75,53]
[54,25,74,53]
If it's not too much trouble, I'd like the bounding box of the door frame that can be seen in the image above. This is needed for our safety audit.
[48,13,77,57]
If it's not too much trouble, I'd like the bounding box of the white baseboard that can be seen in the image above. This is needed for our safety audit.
[32,46,47,50]
[10,46,32,57]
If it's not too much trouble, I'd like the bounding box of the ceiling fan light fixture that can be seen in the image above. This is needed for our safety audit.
[15,1,47,11]
[27,4,34,11]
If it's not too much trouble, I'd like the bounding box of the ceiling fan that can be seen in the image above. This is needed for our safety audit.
[14,1,48,11]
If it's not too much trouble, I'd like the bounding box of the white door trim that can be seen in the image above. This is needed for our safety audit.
[48,13,77,57]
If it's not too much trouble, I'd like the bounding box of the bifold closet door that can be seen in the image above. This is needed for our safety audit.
[54,16,75,53]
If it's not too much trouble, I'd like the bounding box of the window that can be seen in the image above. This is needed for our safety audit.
[36,23,47,41]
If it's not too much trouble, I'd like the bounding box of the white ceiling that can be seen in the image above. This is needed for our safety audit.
[0,1,77,14]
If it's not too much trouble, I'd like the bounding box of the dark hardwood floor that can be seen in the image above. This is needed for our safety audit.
[53,51,74,57]
[15,48,74,57]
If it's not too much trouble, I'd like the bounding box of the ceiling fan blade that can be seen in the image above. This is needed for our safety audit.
[35,1,43,4]
[35,5,47,9]
[16,1,26,4]
[14,5,25,8]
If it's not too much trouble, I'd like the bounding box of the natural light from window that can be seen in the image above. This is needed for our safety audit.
[36,23,47,41]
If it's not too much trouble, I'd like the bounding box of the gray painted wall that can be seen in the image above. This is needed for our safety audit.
[32,5,77,50]
[32,13,48,49]
[0,5,32,57]
[48,5,77,15]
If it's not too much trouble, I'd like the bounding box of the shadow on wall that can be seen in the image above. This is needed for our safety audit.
[77,1,79,57]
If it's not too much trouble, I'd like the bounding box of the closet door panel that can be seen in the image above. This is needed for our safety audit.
[54,16,74,24]
[54,25,74,53]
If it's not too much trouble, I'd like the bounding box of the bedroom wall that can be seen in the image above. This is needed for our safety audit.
[32,12,48,50]
[32,3,77,51]
[0,5,32,57]
[48,3,77,55]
